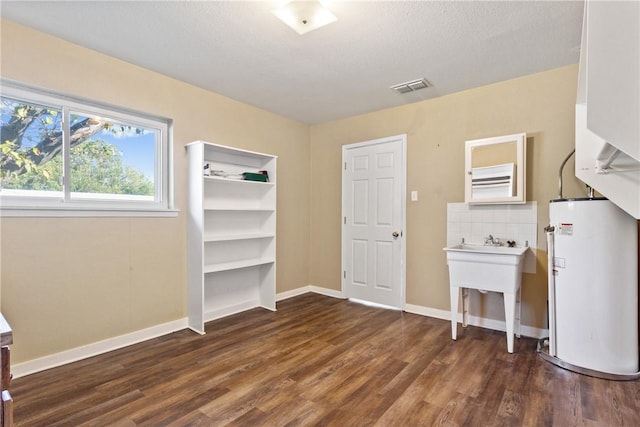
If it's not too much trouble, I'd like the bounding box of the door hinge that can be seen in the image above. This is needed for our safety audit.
[343,271,346,279]
[344,216,346,225]
[344,162,347,170]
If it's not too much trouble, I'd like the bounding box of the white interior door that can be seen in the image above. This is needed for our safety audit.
[342,135,406,309]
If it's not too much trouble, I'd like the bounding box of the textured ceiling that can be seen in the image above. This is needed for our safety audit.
[0,1,584,125]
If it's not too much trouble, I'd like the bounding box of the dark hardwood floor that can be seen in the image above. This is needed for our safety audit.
[11,293,640,426]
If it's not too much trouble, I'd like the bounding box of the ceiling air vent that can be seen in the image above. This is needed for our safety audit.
[390,78,432,94]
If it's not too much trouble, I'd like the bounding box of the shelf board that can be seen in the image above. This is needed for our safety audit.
[204,233,275,242]
[204,175,274,186]
[204,257,275,273]
[203,299,261,323]
[191,140,277,161]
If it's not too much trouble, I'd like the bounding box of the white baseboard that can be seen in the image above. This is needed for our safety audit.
[12,318,188,379]
[15,287,333,379]
[309,285,345,299]
[276,285,345,301]
[279,289,548,338]
[403,303,451,320]
[13,288,546,379]
[404,303,548,339]
[276,286,312,301]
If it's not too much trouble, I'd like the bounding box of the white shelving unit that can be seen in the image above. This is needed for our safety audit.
[186,141,276,334]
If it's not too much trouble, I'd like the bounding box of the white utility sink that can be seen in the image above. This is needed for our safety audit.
[443,243,527,353]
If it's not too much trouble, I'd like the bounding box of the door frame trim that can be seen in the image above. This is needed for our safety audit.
[341,134,407,309]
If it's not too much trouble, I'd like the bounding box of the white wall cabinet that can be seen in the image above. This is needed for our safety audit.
[575,1,640,219]
[582,1,639,160]
[186,141,276,334]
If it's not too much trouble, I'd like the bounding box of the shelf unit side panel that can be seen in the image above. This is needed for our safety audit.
[265,157,277,183]
[259,263,276,311]
[263,157,276,310]
[186,143,206,334]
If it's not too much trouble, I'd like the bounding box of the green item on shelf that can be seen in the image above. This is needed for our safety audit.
[242,172,268,182]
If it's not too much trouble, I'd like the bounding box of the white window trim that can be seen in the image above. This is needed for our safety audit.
[0,79,177,217]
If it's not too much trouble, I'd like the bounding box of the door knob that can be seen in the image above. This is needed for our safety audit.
[392,231,400,239]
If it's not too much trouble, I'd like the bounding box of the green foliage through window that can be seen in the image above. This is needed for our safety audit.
[4,139,154,195]
[1,95,157,200]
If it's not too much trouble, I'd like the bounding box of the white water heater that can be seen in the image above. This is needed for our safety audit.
[548,198,638,376]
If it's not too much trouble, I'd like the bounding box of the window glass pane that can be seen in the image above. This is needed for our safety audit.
[68,112,156,201]
[0,96,63,197]
[0,81,171,214]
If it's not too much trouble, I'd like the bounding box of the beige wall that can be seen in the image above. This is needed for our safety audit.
[309,65,584,329]
[0,20,310,363]
[1,19,586,366]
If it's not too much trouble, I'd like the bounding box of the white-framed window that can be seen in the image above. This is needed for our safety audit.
[0,80,175,217]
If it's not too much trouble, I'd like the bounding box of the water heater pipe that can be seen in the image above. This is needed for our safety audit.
[558,149,575,199]
[545,225,557,356]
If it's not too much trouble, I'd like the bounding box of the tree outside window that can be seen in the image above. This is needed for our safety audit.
[1,97,156,200]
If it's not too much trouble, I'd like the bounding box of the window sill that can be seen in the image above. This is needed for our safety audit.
[0,207,180,218]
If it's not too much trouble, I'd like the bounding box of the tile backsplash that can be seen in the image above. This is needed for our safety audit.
[446,202,538,274]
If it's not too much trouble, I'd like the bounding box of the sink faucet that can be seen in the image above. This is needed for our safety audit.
[484,235,501,246]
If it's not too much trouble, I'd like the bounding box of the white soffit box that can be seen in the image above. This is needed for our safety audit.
[575,105,640,219]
